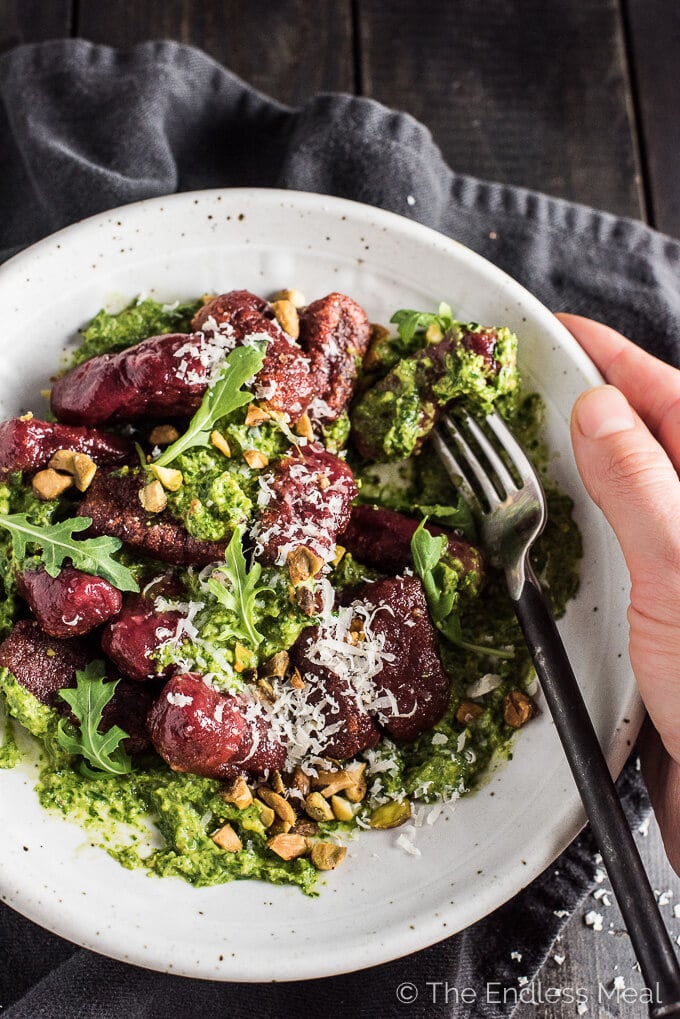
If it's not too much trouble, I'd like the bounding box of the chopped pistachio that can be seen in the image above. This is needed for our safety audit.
[504,690,536,728]
[221,776,253,811]
[362,323,391,371]
[139,479,167,513]
[294,412,314,441]
[260,651,289,679]
[72,453,97,492]
[32,468,74,501]
[267,833,308,860]
[253,800,276,829]
[270,771,286,795]
[425,322,444,343]
[245,403,271,427]
[330,795,354,822]
[149,463,183,491]
[369,800,411,830]
[210,430,231,457]
[305,792,334,822]
[289,766,311,798]
[149,424,180,446]
[289,667,305,690]
[271,298,300,339]
[258,787,297,825]
[267,817,293,837]
[331,544,346,567]
[456,701,484,725]
[48,449,77,474]
[210,823,242,853]
[243,449,269,469]
[287,545,323,586]
[310,842,347,871]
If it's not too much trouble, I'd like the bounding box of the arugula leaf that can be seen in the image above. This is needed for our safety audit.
[390,302,454,343]
[57,661,133,776]
[207,525,273,649]
[415,500,477,541]
[155,343,267,467]
[0,513,139,592]
[411,519,513,659]
[411,521,447,584]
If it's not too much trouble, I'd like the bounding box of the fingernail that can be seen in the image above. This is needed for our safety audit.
[574,385,636,439]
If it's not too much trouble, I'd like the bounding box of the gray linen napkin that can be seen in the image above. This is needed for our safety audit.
[0,38,677,1019]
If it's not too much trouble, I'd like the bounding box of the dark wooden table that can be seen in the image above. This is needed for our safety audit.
[2,2,680,1014]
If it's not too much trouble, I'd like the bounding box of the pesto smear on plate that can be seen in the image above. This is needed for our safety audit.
[0,290,581,895]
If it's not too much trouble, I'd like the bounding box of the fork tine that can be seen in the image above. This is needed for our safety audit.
[463,414,518,495]
[485,411,539,486]
[430,428,483,513]
[438,415,500,506]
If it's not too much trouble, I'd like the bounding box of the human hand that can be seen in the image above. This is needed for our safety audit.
[558,313,680,872]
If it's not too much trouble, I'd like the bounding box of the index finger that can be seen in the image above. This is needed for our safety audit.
[556,313,680,466]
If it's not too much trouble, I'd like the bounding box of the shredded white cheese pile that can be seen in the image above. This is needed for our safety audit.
[173,318,237,384]
[258,600,398,771]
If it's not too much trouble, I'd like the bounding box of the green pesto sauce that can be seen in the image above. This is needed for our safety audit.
[68,297,201,367]
[0,700,20,769]
[37,762,318,894]
[321,412,351,453]
[164,412,291,542]
[352,358,435,461]
[0,669,318,892]
[155,564,310,682]
[166,450,254,542]
[0,297,582,895]
[0,477,64,638]
[351,322,520,462]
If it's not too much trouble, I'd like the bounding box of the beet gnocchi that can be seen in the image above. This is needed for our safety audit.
[0,287,577,894]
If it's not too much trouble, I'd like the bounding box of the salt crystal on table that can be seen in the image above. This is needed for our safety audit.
[674,904,680,919]
[657,889,672,907]
[613,975,625,991]
[510,951,522,962]
[553,953,566,966]
[577,1002,588,1016]
[584,910,604,932]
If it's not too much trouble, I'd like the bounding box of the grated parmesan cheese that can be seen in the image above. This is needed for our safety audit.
[466,673,502,698]
[166,691,194,708]
[584,910,604,931]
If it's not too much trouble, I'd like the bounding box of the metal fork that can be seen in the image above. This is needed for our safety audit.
[432,410,680,1018]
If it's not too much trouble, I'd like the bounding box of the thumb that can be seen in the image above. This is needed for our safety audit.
[572,384,680,758]
[571,385,680,622]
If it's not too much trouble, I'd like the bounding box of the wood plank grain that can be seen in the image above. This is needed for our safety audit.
[76,0,354,106]
[515,817,680,1018]
[0,0,72,53]
[357,0,645,218]
[624,0,680,238]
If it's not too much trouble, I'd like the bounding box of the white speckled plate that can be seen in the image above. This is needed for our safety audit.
[0,189,641,981]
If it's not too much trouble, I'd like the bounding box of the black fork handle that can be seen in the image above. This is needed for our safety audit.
[514,576,680,1017]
